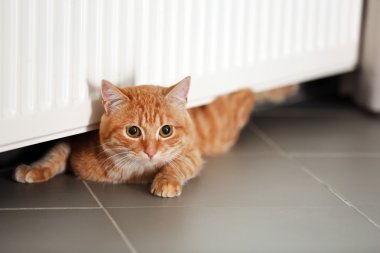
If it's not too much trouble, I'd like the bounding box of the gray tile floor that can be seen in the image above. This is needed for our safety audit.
[1,98,380,253]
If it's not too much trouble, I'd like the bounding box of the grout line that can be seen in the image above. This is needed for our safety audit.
[0,207,101,211]
[222,152,282,157]
[106,205,349,209]
[251,123,380,230]
[251,123,380,159]
[289,152,380,158]
[107,205,188,209]
[297,164,380,229]
[249,124,287,156]
[82,181,138,253]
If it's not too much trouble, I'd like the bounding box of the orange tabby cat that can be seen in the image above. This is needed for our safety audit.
[14,77,256,197]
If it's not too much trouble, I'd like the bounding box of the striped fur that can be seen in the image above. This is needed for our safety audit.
[189,88,255,156]
[14,78,295,197]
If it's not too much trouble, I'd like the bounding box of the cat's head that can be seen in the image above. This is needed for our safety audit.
[99,77,194,167]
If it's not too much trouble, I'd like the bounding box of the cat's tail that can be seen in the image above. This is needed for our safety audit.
[189,88,255,156]
[14,142,71,183]
[255,84,299,104]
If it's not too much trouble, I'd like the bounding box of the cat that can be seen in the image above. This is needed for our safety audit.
[14,77,256,197]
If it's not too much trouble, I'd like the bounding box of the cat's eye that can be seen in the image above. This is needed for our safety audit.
[159,125,173,138]
[126,126,141,138]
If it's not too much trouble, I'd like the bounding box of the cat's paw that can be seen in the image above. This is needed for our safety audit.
[14,164,52,183]
[151,176,182,198]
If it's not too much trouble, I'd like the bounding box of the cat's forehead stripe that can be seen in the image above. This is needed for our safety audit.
[155,113,161,125]
[137,107,165,126]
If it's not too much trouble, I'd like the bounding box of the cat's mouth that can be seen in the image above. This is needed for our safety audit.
[143,155,167,167]
[145,156,161,165]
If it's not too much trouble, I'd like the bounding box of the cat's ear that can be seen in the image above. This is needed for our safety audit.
[101,80,128,114]
[166,76,191,108]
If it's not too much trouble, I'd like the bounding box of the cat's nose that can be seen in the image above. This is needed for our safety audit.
[145,150,156,159]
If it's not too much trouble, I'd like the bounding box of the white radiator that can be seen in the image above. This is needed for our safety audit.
[0,0,363,152]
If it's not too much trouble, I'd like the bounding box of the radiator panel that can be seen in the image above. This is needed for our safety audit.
[0,0,363,151]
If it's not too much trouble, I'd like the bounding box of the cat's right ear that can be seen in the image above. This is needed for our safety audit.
[101,80,128,114]
[166,76,191,109]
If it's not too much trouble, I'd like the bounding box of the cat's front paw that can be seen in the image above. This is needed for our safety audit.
[151,176,182,198]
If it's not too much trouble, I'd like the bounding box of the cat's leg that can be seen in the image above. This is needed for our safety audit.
[151,149,203,197]
[14,142,70,183]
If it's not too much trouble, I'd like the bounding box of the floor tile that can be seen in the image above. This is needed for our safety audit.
[225,126,279,155]
[110,206,380,253]
[0,209,131,253]
[0,173,97,208]
[89,156,342,207]
[254,116,380,153]
[2,97,380,253]
[296,157,380,206]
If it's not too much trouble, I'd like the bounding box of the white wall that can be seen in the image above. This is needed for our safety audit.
[356,0,380,112]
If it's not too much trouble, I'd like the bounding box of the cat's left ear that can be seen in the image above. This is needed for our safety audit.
[101,80,128,115]
[166,76,191,108]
